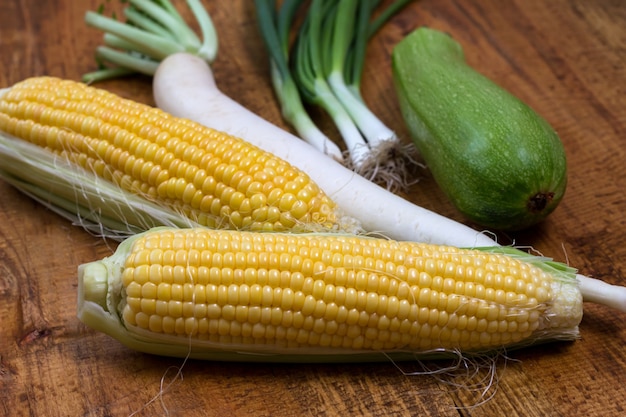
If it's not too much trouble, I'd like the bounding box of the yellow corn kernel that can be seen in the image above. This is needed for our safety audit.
[78,228,583,362]
[0,76,358,234]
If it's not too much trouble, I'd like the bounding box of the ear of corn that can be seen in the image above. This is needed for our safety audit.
[0,77,360,239]
[77,227,582,362]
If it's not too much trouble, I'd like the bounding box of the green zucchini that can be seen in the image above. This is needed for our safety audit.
[392,27,567,231]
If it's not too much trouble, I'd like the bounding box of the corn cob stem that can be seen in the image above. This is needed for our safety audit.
[77,227,584,362]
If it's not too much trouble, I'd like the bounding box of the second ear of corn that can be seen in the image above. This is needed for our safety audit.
[78,227,582,362]
[0,76,360,237]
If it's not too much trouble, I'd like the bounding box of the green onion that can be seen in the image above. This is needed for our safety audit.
[255,0,419,191]
[254,0,344,161]
[292,0,373,167]
[326,1,396,159]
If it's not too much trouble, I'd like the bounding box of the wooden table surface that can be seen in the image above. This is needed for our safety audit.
[1,1,625,416]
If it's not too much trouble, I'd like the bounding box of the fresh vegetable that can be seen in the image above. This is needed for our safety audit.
[0,76,359,237]
[255,0,418,190]
[83,0,217,83]
[253,0,344,162]
[77,227,584,362]
[153,53,498,247]
[392,27,568,231]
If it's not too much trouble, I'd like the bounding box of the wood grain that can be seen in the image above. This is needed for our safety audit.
[0,0,624,416]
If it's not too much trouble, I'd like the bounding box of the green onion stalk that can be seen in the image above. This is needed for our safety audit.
[291,0,373,167]
[254,0,344,162]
